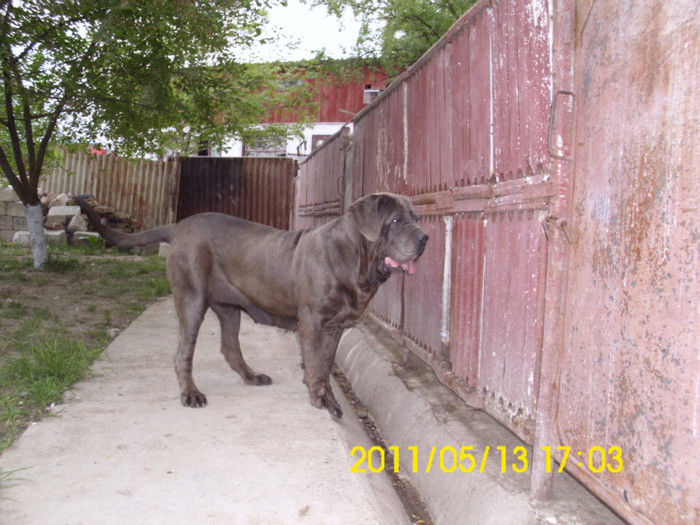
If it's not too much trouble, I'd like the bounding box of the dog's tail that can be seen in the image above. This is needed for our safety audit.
[74,195,174,249]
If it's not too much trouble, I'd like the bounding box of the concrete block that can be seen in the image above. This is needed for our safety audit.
[46,205,80,228]
[66,214,87,233]
[0,229,14,243]
[0,187,19,202]
[71,231,102,247]
[44,229,67,245]
[13,229,67,245]
[41,193,56,208]
[158,242,170,258]
[47,205,80,220]
[0,201,6,214]
[48,193,72,208]
[0,215,13,229]
[12,230,30,246]
[6,201,25,217]
[13,216,27,230]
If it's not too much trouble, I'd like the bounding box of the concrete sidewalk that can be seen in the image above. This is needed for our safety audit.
[0,298,408,525]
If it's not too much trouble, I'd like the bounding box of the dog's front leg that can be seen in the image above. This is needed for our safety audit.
[298,311,343,418]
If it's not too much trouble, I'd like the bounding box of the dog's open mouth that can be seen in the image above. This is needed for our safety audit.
[384,256,417,275]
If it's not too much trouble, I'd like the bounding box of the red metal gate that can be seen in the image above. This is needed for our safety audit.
[538,1,699,522]
[178,156,296,229]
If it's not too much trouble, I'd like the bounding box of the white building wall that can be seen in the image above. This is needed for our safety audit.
[214,122,352,159]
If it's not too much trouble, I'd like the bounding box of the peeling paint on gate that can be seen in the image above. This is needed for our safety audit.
[549,1,699,522]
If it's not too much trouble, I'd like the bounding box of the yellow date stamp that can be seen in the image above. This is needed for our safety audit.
[350,445,623,475]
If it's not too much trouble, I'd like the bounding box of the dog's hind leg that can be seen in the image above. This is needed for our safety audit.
[172,291,208,407]
[211,303,272,386]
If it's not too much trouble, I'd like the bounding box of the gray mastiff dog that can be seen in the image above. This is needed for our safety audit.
[75,192,428,418]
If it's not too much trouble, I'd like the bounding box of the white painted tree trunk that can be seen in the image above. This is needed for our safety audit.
[26,203,48,269]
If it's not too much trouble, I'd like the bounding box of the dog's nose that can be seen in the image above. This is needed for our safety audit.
[416,233,428,256]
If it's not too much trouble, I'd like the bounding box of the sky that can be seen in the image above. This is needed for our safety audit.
[243,0,364,62]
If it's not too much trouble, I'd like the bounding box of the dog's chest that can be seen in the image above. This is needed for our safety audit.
[318,284,373,329]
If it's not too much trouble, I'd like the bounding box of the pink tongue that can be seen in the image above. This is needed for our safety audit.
[384,257,416,275]
[402,261,416,275]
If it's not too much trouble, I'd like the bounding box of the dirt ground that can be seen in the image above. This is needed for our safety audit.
[0,247,169,359]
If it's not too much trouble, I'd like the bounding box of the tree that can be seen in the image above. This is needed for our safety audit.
[0,0,312,268]
[312,0,476,74]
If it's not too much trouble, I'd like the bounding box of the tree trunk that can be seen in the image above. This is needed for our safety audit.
[26,203,47,269]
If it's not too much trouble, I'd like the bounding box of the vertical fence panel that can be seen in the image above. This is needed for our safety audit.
[450,213,485,386]
[467,7,491,184]
[42,151,180,229]
[402,215,445,359]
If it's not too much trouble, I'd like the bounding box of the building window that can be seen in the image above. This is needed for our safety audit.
[197,141,210,156]
[243,136,287,157]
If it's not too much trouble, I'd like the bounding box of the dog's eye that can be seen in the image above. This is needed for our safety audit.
[392,217,402,224]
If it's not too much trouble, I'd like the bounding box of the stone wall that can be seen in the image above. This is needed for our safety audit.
[0,187,26,242]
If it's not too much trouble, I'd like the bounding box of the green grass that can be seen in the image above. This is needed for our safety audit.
[0,318,101,451]
[3,334,101,406]
[96,258,170,302]
[0,300,27,319]
[0,242,170,453]
[46,256,82,273]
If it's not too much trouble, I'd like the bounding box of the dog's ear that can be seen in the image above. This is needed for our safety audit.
[348,194,389,242]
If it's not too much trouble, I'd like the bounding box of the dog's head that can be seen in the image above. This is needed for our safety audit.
[348,193,428,281]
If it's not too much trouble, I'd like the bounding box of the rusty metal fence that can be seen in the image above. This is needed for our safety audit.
[42,151,180,229]
[293,128,350,230]
[43,154,297,231]
[296,0,698,523]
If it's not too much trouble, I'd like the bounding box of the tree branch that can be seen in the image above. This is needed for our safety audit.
[0,0,11,41]
[15,15,88,62]
[401,13,443,41]
[32,40,98,185]
[0,143,28,202]
[444,0,460,18]
[2,67,28,185]
[7,51,35,177]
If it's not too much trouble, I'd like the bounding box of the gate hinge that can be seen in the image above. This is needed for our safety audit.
[542,215,571,243]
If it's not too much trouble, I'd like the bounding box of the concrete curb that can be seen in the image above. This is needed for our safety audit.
[336,321,624,525]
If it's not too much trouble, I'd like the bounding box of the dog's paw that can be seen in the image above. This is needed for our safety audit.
[251,373,272,386]
[181,390,207,407]
[308,382,343,419]
[326,403,343,419]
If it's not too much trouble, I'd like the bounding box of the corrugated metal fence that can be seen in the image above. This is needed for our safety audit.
[294,128,350,230]
[178,157,296,230]
[43,154,297,231]
[43,152,180,229]
[295,0,698,523]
